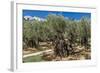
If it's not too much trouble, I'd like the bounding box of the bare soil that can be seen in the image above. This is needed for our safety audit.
[23,42,91,61]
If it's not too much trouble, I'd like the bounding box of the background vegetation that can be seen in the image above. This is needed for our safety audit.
[23,14,91,50]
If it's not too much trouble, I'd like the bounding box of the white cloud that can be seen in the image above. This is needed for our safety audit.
[24,16,46,21]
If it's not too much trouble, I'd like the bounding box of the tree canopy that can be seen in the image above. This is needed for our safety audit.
[23,14,91,49]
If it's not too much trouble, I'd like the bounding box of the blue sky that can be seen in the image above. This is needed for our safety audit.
[23,10,91,20]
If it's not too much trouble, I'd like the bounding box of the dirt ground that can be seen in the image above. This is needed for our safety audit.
[42,46,91,61]
[23,42,91,62]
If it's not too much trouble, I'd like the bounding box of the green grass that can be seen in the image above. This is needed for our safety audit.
[23,55,44,63]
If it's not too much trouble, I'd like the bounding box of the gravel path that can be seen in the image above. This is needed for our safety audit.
[23,49,53,58]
